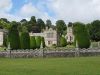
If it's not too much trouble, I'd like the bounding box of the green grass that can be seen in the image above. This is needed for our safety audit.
[0,57,100,75]
[0,47,6,51]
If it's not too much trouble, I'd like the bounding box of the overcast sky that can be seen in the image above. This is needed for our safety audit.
[0,0,100,24]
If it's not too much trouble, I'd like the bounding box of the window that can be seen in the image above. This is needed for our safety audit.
[47,33,53,38]
[70,36,73,41]
[48,41,52,45]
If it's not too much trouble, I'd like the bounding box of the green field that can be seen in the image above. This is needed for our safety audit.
[0,57,100,75]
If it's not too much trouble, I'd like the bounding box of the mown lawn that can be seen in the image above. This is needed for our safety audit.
[0,57,100,75]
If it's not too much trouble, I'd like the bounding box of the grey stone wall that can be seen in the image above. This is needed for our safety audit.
[0,48,100,58]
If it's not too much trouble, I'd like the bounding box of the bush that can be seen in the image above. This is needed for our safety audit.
[41,37,45,48]
[30,36,36,49]
[73,22,91,48]
[20,32,30,49]
[60,36,67,47]
[35,36,41,48]
[8,24,21,49]
[52,44,57,48]
[3,34,8,47]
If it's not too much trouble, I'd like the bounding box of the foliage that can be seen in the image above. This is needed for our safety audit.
[46,19,52,28]
[73,22,91,48]
[8,21,21,49]
[0,19,11,30]
[30,36,36,49]
[56,20,67,35]
[28,16,37,32]
[3,33,8,47]
[56,20,67,46]
[87,20,100,42]
[37,19,45,32]
[20,32,30,49]
[41,37,45,48]
[35,36,41,48]
[20,26,30,49]
[60,36,67,47]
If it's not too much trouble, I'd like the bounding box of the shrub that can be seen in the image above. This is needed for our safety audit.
[35,36,41,48]
[60,36,67,47]
[3,34,8,47]
[52,44,57,48]
[41,37,45,48]
[8,24,21,49]
[30,36,36,49]
[20,32,30,49]
[73,22,91,48]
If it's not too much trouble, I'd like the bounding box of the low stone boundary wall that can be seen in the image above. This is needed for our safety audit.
[0,48,100,58]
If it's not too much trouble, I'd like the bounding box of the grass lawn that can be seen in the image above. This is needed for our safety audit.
[0,57,100,75]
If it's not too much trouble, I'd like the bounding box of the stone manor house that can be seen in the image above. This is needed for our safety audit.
[30,23,74,47]
[0,23,74,47]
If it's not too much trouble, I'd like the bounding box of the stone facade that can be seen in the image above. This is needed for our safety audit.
[0,29,8,46]
[30,27,57,47]
[0,24,74,47]
[0,31,3,46]
[30,24,75,47]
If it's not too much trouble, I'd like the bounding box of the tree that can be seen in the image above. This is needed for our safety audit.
[87,20,100,42]
[8,21,21,49]
[35,36,41,48]
[60,36,67,47]
[37,19,45,32]
[28,16,37,32]
[29,16,36,24]
[20,26,30,49]
[46,19,52,28]
[73,22,91,48]
[20,19,27,23]
[56,20,67,46]
[0,19,11,30]
[30,36,36,49]
[41,37,45,48]
[3,33,8,47]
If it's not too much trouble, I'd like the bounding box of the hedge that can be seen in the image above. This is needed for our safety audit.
[60,36,67,47]
[35,36,41,48]
[73,22,91,48]
[8,25,21,49]
[3,34,8,47]
[20,32,30,49]
[41,37,45,48]
[30,36,36,49]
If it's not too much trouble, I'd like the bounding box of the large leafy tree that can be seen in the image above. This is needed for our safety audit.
[0,18,11,29]
[37,19,45,32]
[28,16,37,32]
[20,19,29,32]
[56,20,67,46]
[46,19,52,28]
[87,20,100,42]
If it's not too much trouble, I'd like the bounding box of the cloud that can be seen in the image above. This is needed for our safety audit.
[19,2,56,24]
[46,0,100,23]
[1,0,100,24]
[0,0,12,12]
[0,12,22,21]
[0,0,16,21]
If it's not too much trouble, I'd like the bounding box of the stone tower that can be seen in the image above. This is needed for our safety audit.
[65,22,74,44]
